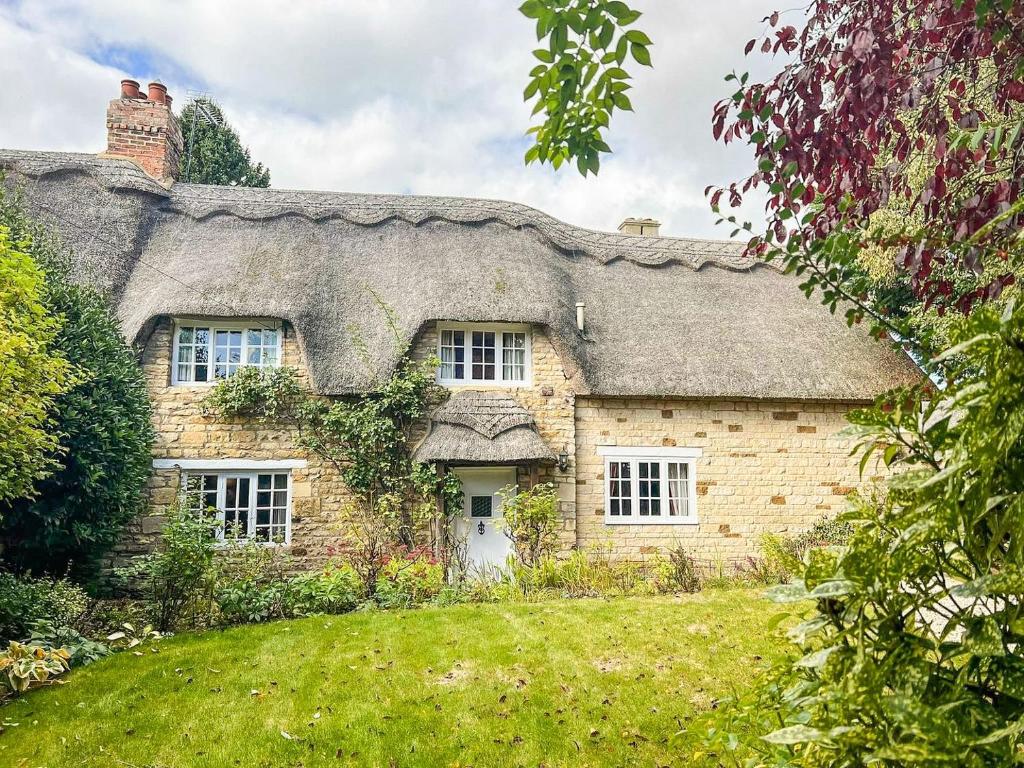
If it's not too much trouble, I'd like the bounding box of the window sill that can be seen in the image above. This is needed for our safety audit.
[603,517,699,526]
[438,380,532,389]
[214,539,290,549]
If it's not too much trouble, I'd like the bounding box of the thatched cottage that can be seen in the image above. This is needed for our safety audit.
[0,79,920,571]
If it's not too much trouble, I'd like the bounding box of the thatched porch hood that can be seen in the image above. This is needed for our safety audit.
[0,149,920,401]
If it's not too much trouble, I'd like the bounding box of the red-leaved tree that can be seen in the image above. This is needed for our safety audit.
[710,1,1024,359]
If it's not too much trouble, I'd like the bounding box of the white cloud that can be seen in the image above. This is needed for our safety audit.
[0,0,778,237]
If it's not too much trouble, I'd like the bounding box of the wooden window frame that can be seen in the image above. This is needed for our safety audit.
[436,323,532,387]
[170,318,283,386]
[596,446,702,526]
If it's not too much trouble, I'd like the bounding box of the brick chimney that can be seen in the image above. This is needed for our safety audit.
[104,78,183,184]
[618,217,661,237]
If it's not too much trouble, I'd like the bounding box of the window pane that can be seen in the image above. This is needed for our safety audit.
[178,326,194,344]
[178,346,193,364]
[470,331,496,381]
[471,496,493,517]
[608,461,632,517]
[637,461,660,517]
[247,329,261,346]
[247,348,261,364]
[668,462,690,517]
[195,328,210,345]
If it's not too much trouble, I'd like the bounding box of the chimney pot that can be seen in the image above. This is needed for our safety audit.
[617,217,661,237]
[120,79,141,99]
[147,81,167,104]
[106,76,182,183]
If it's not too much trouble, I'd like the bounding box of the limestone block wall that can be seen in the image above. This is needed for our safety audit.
[105,318,350,572]
[574,397,874,564]
[411,324,577,549]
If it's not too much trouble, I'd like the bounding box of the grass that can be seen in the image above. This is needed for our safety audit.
[2,590,784,767]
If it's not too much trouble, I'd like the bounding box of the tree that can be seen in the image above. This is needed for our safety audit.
[520,0,652,175]
[709,2,1024,363]
[0,187,154,577]
[179,98,271,187]
[0,225,73,507]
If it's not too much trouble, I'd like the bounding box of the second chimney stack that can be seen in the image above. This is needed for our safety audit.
[618,217,661,237]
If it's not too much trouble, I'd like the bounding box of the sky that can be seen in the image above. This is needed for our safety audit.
[0,0,779,239]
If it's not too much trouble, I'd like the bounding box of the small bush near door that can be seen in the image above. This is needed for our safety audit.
[497,483,560,566]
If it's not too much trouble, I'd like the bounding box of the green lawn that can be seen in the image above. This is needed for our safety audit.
[1,591,783,767]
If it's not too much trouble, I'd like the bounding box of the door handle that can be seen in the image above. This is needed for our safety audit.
[477,521,486,535]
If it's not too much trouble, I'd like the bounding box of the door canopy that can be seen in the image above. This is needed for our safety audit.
[413,391,557,464]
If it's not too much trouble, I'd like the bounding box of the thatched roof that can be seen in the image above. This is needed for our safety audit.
[413,391,556,464]
[0,149,922,401]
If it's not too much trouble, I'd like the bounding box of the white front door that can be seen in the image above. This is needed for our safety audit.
[454,467,516,574]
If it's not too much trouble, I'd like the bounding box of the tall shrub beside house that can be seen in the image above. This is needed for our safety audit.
[0,187,153,577]
[0,225,72,507]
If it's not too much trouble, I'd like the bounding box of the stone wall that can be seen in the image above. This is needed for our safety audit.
[105,318,350,573]
[574,397,874,564]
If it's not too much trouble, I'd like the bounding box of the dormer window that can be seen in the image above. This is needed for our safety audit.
[172,319,282,385]
[437,323,531,386]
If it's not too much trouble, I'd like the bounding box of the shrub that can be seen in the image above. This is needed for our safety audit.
[213,542,293,625]
[25,619,110,668]
[757,515,856,584]
[0,641,70,700]
[0,222,73,506]
[214,547,363,625]
[0,185,153,577]
[119,496,217,631]
[0,572,88,641]
[374,550,445,608]
[695,300,1024,764]
[289,564,362,615]
[651,544,702,593]
[498,483,560,566]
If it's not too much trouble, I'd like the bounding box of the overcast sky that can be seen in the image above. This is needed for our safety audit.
[0,0,778,238]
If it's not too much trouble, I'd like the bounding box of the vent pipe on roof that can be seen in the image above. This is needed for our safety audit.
[575,302,586,333]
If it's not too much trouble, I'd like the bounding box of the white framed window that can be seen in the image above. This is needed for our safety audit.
[180,469,293,545]
[596,446,702,525]
[171,319,282,385]
[437,323,531,386]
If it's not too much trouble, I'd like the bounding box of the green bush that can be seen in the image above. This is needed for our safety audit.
[119,497,217,631]
[0,185,153,577]
[757,515,856,585]
[0,222,73,506]
[213,542,293,625]
[374,552,445,608]
[650,544,702,593]
[25,619,110,668]
[497,483,560,566]
[0,572,88,641]
[694,300,1024,765]
[289,564,362,615]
